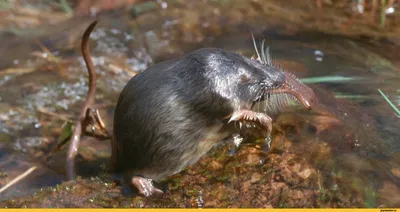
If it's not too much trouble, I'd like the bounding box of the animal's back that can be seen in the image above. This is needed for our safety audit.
[112,58,183,174]
[111,49,233,180]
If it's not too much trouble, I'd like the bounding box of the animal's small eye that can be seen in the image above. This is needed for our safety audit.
[240,74,250,83]
[272,81,281,88]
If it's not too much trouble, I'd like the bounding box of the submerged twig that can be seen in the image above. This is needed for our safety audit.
[46,109,111,160]
[377,88,400,117]
[0,166,37,194]
[66,21,98,180]
[35,41,60,63]
[0,68,36,77]
[37,106,73,123]
[35,40,68,78]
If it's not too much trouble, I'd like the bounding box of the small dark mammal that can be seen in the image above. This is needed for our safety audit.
[111,34,316,196]
[74,21,315,195]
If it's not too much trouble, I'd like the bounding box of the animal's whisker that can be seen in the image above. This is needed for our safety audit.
[262,92,298,114]
[255,88,264,113]
[265,46,272,66]
[260,39,266,64]
[258,89,265,113]
[257,91,261,113]
[251,31,261,61]
[251,88,261,106]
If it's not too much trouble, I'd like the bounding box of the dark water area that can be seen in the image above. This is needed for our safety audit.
[0,0,399,208]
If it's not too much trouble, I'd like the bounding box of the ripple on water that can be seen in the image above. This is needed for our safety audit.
[23,79,88,111]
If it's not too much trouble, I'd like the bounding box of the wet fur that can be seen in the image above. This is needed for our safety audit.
[112,48,290,180]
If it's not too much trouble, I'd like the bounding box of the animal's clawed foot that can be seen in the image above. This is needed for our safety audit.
[229,109,272,134]
[131,176,164,197]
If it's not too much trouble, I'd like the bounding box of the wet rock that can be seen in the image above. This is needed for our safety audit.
[297,168,313,180]
[391,168,400,178]
[378,181,400,208]
[209,161,223,171]
[250,172,262,183]
[239,181,252,194]
[309,112,342,135]
[290,190,304,200]
[269,134,287,154]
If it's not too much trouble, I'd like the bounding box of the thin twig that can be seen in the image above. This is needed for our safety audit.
[91,108,111,137]
[0,166,37,194]
[37,106,73,123]
[0,68,35,77]
[66,21,98,180]
[35,40,60,63]
[35,40,68,78]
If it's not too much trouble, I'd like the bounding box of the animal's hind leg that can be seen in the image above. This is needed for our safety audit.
[131,176,164,197]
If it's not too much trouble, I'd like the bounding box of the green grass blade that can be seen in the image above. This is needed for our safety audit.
[378,89,400,117]
[300,76,364,84]
[333,94,369,99]
[59,0,73,16]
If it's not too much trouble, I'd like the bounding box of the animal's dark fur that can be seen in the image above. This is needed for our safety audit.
[111,47,312,183]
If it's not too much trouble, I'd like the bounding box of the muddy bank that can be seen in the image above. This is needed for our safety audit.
[0,117,368,208]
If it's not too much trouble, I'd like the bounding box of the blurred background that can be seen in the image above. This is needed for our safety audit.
[0,0,400,208]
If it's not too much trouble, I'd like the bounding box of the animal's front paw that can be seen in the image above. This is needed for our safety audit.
[229,109,273,134]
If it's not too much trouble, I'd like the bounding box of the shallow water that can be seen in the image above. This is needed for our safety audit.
[0,0,399,207]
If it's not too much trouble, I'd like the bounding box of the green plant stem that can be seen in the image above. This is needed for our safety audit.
[378,88,400,117]
[300,76,363,84]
